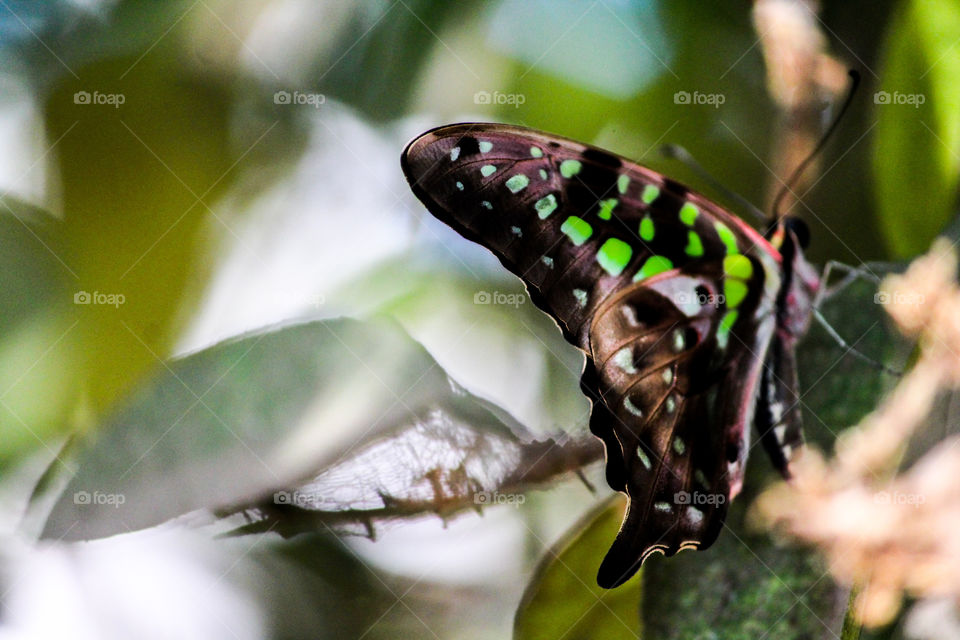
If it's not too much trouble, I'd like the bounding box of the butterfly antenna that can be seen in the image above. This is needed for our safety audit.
[659,144,767,223]
[771,69,861,221]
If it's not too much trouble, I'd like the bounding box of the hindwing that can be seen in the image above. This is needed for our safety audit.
[586,264,776,587]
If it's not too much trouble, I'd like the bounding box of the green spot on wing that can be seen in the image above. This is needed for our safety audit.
[679,202,699,226]
[641,184,660,204]
[480,164,497,177]
[723,254,753,280]
[685,231,704,257]
[505,174,530,193]
[597,198,618,220]
[596,238,633,276]
[535,194,558,219]
[633,255,673,281]
[560,159,582,178]
[478,140,493,153]
[561,216,592,245]
[724,279,748,308]
[715,221,739,255]
[617,174,630,194]
[640,215,654,242]
[539,169,548,180]
[717,310,739,348]
[530,146,543,158]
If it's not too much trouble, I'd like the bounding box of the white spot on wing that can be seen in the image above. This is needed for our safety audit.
[672,437,686,455]
[685,506,704,525]
[624,396,644,417]
[774,424,786,442]
[665,395,677,414]
[573,288,588,308]
[613,347,637,374]
[672,328,685,352]
[637,446,652,470]
[620,304,640,327]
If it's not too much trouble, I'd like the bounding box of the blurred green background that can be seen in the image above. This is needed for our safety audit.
[0,0,956,638]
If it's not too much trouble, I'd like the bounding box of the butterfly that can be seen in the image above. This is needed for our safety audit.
[400,123,819,588]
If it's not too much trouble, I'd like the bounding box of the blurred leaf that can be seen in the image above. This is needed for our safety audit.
[873,0,960,257]
[317,0,462,121]
[250,533,401,639]
[42,318,455,539]
[46,47,235,414]
[0,206,77,467]
[41,317,591,541]
[253,532,510,640]
[0,198,61,332]
[230,423,599,538]
[514,495,642,640]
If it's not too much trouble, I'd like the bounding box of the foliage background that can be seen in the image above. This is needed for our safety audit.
[0,0,956,638]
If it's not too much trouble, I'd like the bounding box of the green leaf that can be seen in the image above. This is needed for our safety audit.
[0,206,78,468]
[873,0,960,257]
[514,495,642,640]
[46,49,235,415]
[42,317,517,540]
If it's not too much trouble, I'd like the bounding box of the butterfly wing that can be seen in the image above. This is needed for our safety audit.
[588,267,777,588]
[401,123,787,586]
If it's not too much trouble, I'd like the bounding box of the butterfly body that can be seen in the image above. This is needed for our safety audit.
[401,123,818,588]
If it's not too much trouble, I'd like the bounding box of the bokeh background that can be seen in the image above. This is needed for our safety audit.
[0,1,957,638]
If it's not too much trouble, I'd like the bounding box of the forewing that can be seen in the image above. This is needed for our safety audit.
[401,123,774,350]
